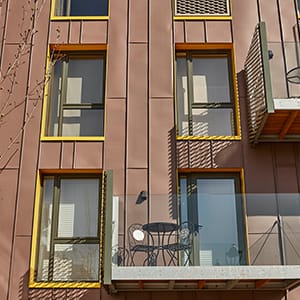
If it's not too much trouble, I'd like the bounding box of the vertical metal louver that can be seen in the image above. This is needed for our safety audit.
[175,0,230,16]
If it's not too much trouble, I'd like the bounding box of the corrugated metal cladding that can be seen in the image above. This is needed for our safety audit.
[175,0,230,15]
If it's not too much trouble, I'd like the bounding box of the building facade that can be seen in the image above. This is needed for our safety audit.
[1,0,300,299]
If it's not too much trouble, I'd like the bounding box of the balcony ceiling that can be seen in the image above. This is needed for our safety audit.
[259,110,300,141]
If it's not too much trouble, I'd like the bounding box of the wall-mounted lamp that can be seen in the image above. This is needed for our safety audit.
[268,49,274,60]
[136,191,148,204]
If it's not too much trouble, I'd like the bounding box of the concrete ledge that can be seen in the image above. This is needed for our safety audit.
[112,265,300,280]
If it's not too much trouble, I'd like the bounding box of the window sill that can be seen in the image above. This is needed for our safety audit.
[173,15,232,21]
[29,280,101,289]
[51,16,109,21]
[176,135,241,141]
[41,136,105,141]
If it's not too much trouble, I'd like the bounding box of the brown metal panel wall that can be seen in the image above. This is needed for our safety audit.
[195,292,222,300]
[40,140,105,170]
[274,144,298,191]
[61,142,74,168]
[258,0,282,41]
[104,0,128,249]
[15,100,43,236]
[206,20,232,43]
[185,21,205,43]
[39,142,61,169]
[104,99,126,194]
[220,292,252,300]
[106,0,128,99]
[101,289,125,300]
[81,21,108,43]
[252,291,285,300]
[69,21,81,44]
[149,99,176,220]
[28,288,101,299]
[74,142,104,168]
[8,236,31,300]
[0,0,50,299]
[0,44,29,170]
[49,21,69,44]
[149,0,173,98]
[126,169,148,223]
[129,0,148,42]
[125,0,149,234]
[174,21,185,43]
[149,0,174,220]
[151,292,181,300]
[0,170,18,300]
[127,43,148,168]
[287,288,300,300]
[49,20,108,44]
[278,0,298,42]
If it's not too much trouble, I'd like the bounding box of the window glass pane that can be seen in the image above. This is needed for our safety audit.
[176,58,189,135]
[36,178,54,281]
[66,59,104,104]
[58,179,99,237]
[192,108,234,136]
[70,0,108,16]
[179,177,188,223]
[196,179,240,266]
[53,244,99,281]
[61,109,104,136]
[179,175,246,267]
[48,61,63,136]
[55,0,108,16]
[192,57,230,103]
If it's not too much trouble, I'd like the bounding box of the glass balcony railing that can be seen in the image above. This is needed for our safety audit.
[103,190,300,290]
[106,194,300,268]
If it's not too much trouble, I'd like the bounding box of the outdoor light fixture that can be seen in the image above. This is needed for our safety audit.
[268,49,274,60]
[136,191,148,204]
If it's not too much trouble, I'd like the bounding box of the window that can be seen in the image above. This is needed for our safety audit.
[179,173,247,266]
[176,50,237,137]
[175,0,230,16]
[46,52,105,137]
[54,0,108,16]
[35,175,101,282]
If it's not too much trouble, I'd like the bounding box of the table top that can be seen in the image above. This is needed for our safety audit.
[142,222,178,233]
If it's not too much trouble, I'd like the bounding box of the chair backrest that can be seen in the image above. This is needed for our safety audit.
[127,223,154,249]
[178,221,194,246]
[167,221,194,247]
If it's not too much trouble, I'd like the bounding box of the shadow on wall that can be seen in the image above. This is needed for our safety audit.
[28,287,95,300]
[168,127,178,220]
[19,271,99,300]
[177,139,237,169]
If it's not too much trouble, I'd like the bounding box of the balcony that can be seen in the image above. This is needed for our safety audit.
[103,174,300,292]
[245,22,300,143]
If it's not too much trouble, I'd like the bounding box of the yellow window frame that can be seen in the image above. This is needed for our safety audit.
[50,0,110,20]
[41,45,108,141]
[174,43,241,141]
[29,169,105,288]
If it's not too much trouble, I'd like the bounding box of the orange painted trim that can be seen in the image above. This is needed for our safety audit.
[40,169,103,174]
[256,279,270,289]
[138,280,144,289]
[50,44,108,52]
[175,43,233,50]
[198,280,206,289]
